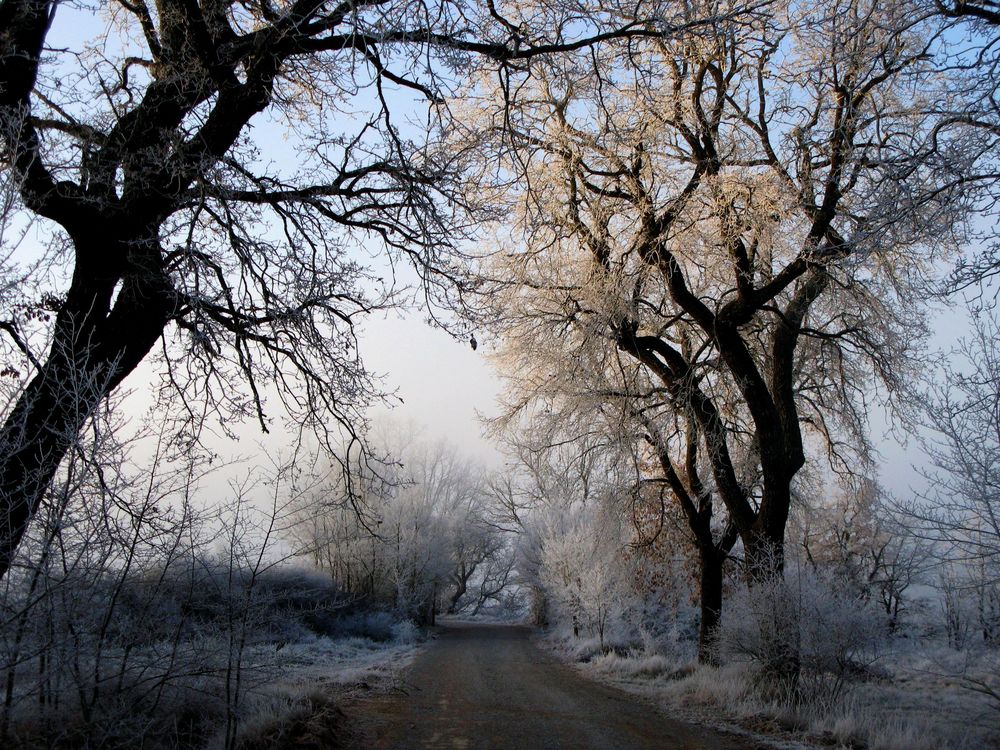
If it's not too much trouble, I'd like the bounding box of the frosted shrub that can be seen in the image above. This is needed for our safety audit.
[715,573,800,690]
[716,567,886,701]
[355,610,399,641]
[538,519,634,652]
[391,619,419,645]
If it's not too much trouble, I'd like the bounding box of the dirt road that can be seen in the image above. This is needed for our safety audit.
[346,622,750,749]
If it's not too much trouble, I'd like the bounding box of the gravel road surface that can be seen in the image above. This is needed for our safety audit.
[346,622,750,749]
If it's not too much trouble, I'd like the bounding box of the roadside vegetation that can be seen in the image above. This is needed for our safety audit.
[0,408,513,748]
[2,1,1000,748]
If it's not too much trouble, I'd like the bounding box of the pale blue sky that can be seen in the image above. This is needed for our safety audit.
[361,311,503,465]
[14,0,984,506]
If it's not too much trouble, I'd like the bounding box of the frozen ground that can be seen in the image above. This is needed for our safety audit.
[278,622,422,689]
[225,625,426,749]
[540,632,1000,750]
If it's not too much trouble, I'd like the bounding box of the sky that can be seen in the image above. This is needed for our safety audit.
[360,311,504,467]
[8,1,985,510]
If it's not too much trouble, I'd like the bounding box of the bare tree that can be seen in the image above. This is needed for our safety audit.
[468,543,518,615]
[460,0,961,584]
[911,308,1000,603]
[0,0,682,580]
[641,413,740,662]
[937,1,1000,24]
[921,2,1000,295]
[797,477,931,632]
[453,0,976,679]
[0,395,220,746]
[446,524,506,614]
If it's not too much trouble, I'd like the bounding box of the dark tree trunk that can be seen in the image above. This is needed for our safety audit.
[447,563,469,614]
[744,477,793,584]
[0,235,171,580]
[698,546,724,665]
[744,528,786,585]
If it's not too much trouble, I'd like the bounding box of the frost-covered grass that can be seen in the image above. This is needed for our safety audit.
[1,623,424,750]
[270,623,421,690]
[225,626,423,750]
[542,629,1000,750]
[536,564,1000,749]
[656,658,994,750]
[0,555,428,750]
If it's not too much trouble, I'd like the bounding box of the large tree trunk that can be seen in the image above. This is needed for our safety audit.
[743,529,786,584]
[0,236,171,580]
[745,476,794,581]
[698,546,724,665]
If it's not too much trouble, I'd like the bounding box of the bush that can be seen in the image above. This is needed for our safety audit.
[234,691,350,750]
[715,567,887,701]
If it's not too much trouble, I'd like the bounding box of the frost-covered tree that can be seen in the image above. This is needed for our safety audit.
[291,427,513,621]
[0,0,676,580]
[911,308,1000,642]
[488,430,698,650]
[795,477,930,631]
[540,515,633,652]
[454,0,980,680]
[489,345,739,661]
[459,0,966,587]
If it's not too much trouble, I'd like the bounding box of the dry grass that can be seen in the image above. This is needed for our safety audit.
[543,631,1000,750]
[234,691,352,750]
